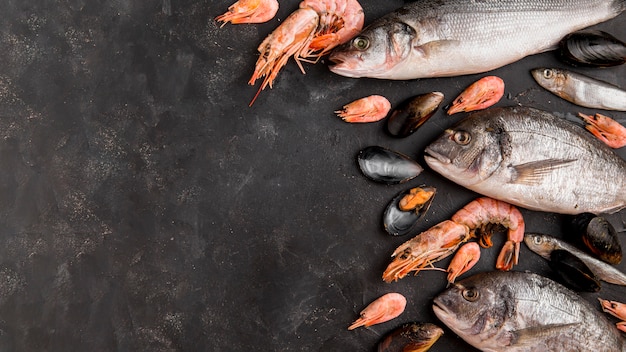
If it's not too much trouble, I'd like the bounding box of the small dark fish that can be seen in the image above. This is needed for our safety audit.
[433,271,626,351]
[357,146,422,184]
[377,322,444,352]
[559,30,626,67]
[524,233,626,286]
[383,186,436,236]
[549,249,601,292]
[387,92,443,137]
[567,213,622,264]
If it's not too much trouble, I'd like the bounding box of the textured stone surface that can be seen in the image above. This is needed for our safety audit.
[0,1,624,350]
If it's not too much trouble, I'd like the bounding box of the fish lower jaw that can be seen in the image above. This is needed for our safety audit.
[424,151,451,165]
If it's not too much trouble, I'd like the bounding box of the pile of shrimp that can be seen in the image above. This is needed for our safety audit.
[382,197,525,283]
[216,0,364,105]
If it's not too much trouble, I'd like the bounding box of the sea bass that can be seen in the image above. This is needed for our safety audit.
[328,0,626,79]
[433,271,626,351]
[424,107,626,214]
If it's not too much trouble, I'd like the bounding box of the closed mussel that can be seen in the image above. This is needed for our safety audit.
[567,212,622,265]
[386,92,444,138]
[383,186,436,236]
[357,146,423,184]
[559,30,626,67]
[549,249,601,292]
[377,322,444,352]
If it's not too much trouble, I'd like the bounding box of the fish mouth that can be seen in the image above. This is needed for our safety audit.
[424,147,451,165]
[432,297,450,319]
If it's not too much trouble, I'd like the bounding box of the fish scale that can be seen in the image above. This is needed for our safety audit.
[433,271,626,351]
[329,0,625,79]
[424,107,626,214]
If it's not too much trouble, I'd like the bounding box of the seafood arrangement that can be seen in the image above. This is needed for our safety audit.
[215,1,626,350]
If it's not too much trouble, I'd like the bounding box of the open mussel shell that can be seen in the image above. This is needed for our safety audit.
[383,186,436,236]
[386,92,444,138]
[559,30,626,67]
[567,213,622,265]
[377,322,444,352]
[549,249,601,292]
[357,146,423,184]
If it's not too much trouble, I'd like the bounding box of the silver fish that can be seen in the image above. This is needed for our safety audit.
[328,0,626,79]
[433,271,626,351]
[531,68,626,111]
[424,106,626,214]
[524,233,626,286]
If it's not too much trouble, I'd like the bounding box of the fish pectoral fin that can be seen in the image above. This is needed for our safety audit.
[510,158,576,185]
[414,40,461,57]
[509,323,579,347]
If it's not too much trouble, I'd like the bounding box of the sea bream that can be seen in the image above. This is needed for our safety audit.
[424,107,626,214]
[433,271,626,351]
[328,0,626,79]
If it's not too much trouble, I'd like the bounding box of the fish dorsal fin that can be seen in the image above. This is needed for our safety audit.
[510,159,576,185]
[509,323,579,347]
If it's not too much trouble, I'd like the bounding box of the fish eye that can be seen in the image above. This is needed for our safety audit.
[542,69,554,79]
[462,288,479,302]
[352,36,370,50]
[453,131,471,145]
[533,236,543,245]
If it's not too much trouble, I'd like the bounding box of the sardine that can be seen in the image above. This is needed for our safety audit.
[531,68,626,111]
[329,0,626,79]
[524,233,626,286]
[433,271,626,351]
[424,106,626,214]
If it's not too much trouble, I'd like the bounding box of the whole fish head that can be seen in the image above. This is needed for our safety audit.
[328,19,416,79]
[432,272,512,350]
[531,68,571,100]
[424,110,506,187]
[523,233,560,260]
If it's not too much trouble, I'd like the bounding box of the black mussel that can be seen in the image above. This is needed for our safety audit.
[383,186,436,236]
[357,146,423,184]
[378,322,444,352]
[549,249,601,292]
[386,92,444,138]
[567,212,622,265]
[559,30,626,67]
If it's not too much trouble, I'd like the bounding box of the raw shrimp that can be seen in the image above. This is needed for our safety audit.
[446,242,480,283]
[348,292,406,330]
[451,197,524,271]
[335,95,391,123]
[248,0,364,105]
[579,112,626,148]
[382,197,524,282]
[382,220,470,283]
[599,298,626,332]
[447,76,505,115]
[215,0,279,26]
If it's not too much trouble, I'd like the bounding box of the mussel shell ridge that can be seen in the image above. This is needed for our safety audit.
[377,322,444,352]
[357,146,423,184]
[566,213,622,264]
[584,217,622,264]
[383,186,436,236]
[386,92,444,138]
[549,249,601,292]
[559,30,626,67]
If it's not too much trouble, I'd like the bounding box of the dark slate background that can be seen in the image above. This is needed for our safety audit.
[0,0,625,350]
